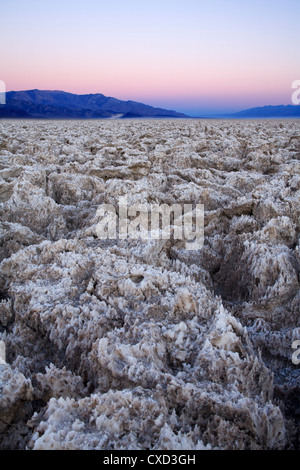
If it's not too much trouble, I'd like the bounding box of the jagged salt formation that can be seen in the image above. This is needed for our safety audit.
[0,119,299,449]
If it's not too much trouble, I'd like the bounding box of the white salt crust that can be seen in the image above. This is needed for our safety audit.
[0,119,299,449]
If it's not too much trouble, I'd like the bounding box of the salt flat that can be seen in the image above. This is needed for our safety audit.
[0,118,299,449]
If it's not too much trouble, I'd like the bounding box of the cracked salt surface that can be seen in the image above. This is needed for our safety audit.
[0,118,299,449]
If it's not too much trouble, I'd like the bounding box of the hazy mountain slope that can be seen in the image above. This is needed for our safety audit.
[226,104,300,118]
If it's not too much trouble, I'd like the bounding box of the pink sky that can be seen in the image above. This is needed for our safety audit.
[1,0,299,114]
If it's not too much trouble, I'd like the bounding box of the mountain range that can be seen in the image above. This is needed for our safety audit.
[218,105,300,119]
[0,89,187,119]
[0,89,299,119]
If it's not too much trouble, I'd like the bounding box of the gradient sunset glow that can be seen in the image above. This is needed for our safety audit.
[1,0,299,115]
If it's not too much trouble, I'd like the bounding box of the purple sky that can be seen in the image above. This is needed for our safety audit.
[1,0,299,115]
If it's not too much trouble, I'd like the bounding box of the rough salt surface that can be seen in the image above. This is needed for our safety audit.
[0,119,299,450]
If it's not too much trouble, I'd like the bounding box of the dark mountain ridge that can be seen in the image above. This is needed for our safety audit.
[1,90,299,119]
[219,104,300,119]
[0,89,188,119]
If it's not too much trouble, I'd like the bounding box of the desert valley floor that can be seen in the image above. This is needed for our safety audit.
[0,119,299,450]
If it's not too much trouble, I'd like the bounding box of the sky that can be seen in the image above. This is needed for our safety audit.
[0,0,299,115]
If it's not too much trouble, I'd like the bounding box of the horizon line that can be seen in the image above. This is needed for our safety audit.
[3,87,300,118]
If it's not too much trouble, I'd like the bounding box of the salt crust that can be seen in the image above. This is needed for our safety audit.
[0,119,299,449]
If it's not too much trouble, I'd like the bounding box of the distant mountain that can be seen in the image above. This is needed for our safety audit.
[224,105,300,119]
[0,89,188,119]
[2,92,299,119]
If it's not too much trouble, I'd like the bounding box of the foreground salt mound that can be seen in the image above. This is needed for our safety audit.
[1,240,285,449]
[0,362,33,449]
[0,119,299,449]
